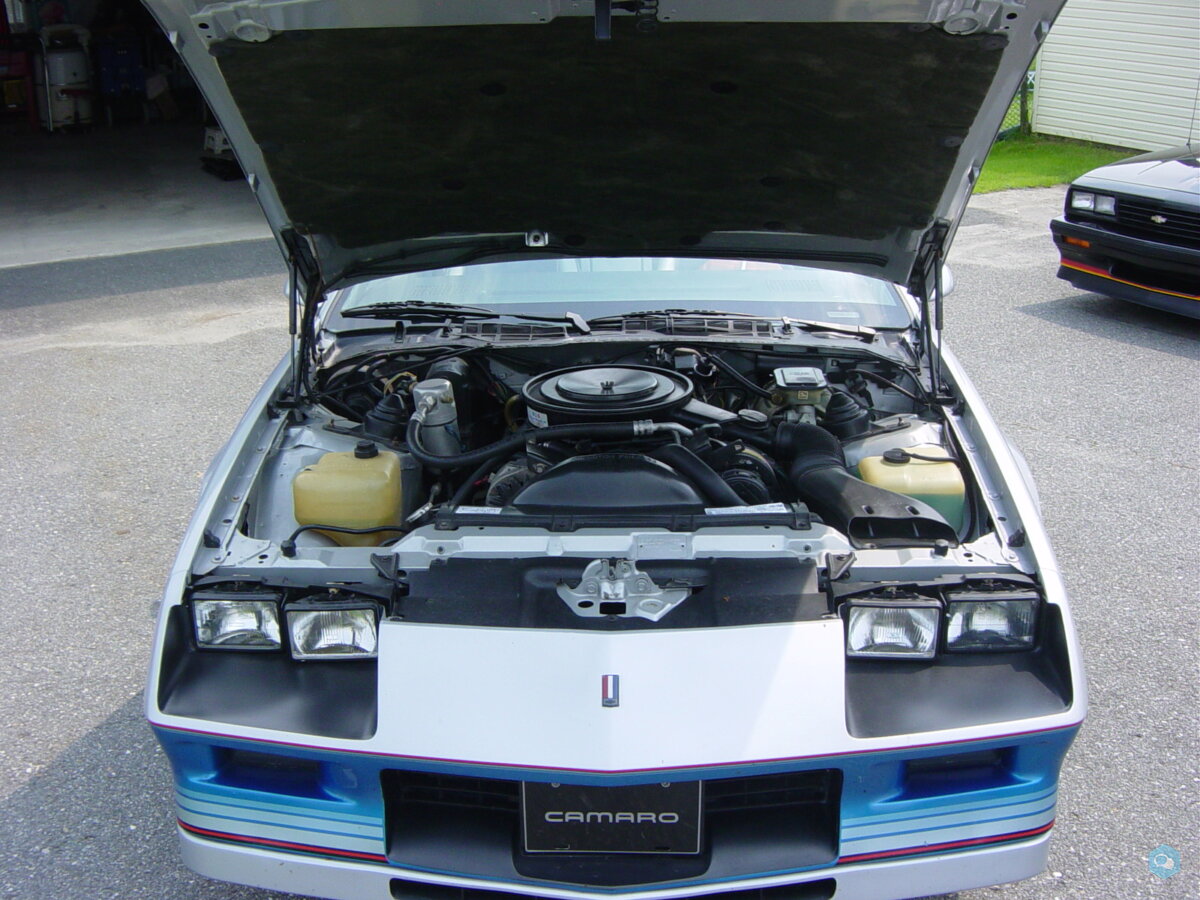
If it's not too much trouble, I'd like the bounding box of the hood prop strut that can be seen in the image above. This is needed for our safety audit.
[282,229,323,409]
[909,221,951,403]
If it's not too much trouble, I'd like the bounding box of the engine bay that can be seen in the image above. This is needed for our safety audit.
[243,339,983,568]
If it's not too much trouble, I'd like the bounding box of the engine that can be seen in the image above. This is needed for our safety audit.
[296,347,969,550]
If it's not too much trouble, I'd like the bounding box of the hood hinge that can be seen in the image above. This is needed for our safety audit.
[931,0,1024,36]
[909,221,952,403]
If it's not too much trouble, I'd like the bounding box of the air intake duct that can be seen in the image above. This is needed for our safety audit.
[777,424,958,549]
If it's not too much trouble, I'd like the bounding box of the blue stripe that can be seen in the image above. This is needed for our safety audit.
[177,784,377,825]
[844,786,1057,828]
[177,800,383,844]
[842,802,1056,845]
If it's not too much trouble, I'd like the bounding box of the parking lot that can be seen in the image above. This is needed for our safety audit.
[0,186,1195,900]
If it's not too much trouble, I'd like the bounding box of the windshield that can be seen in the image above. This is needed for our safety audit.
[336,258,912,329]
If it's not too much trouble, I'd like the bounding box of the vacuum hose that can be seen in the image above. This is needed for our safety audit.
[407,407,693,471]
[777,424,958,548]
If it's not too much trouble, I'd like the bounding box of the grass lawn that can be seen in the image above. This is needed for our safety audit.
[975,134,1135,194]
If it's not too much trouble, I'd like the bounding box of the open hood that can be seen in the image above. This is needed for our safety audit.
[145,0,1064,293]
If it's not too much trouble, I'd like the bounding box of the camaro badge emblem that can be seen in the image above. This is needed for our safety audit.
[1150,214,1168,224]
[602,674,620,708]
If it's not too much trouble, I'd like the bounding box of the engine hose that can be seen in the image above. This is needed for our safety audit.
[706,354,773,399]
[650,444,744,507]
[407,416,689,470]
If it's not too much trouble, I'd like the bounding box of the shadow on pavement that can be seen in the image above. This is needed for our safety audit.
[0,694,292,900]
[0,239,283,312]
[1018,292,1199,359]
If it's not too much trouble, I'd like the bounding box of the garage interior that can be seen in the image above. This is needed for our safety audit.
[0,0,267,267]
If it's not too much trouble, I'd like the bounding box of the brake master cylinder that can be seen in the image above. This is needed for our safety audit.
[772,367,830,424]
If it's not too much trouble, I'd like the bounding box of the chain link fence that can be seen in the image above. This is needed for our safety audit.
[998,69,1036,138]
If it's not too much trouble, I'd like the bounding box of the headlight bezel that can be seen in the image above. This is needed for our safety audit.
[285,594,382,661]
[191,591,283,651]
[842,598,942,660]
[1069,189,1116,216]
[837,580,1045,660]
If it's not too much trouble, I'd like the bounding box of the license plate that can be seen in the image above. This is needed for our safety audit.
[522,781,702,854]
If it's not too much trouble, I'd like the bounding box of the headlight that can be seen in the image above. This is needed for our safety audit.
[945,593,1039,652]
[286,596,380,660]
[193,595,281,650]
[844,601,939,659]
[1070,190,1116,215]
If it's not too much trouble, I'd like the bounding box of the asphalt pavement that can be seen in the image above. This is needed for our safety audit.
[0,188,1196,899]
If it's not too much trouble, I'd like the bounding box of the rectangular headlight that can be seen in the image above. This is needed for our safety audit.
[844,600,940,659]
[286,597,379,660]
[193,594,281,650]
[1069,190,1095,211]
[1093,194,1116,215]
[945,592,1039,652]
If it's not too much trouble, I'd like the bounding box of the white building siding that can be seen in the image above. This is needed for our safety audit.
[1033,0,1200,151]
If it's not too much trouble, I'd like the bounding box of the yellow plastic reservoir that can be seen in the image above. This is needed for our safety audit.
[292,441,404,546]
[858,444,965,531]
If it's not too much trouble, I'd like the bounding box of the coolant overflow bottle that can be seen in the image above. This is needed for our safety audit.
[292,441,405,546]
[411,377,462,456]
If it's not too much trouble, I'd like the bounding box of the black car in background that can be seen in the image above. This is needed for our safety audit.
[1051,144,1200,318]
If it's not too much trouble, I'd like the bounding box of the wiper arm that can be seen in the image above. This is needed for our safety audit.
[341,300,496,319]
[782,317,876,339]
[343,301,590,334]
[588,308,767,322]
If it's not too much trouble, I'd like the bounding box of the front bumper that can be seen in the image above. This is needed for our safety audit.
[180,824,1053,900]
[155,725,1077,900]
[1050,216,1200,318]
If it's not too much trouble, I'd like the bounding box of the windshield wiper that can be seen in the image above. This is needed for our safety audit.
[587,308,875,340]
[343,301,591,334]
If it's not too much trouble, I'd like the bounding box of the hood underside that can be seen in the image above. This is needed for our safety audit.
[147,0,1065,289]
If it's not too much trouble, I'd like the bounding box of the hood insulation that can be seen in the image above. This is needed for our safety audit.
[212,19,1004,283]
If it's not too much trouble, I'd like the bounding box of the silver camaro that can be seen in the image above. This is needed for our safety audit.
[141,2,1086,898]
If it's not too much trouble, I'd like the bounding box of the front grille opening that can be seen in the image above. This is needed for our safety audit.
[383,771,520,815]
[383,768,840,887]
[211,747,325,797]
[709,880,837,900]
[390,879,526,900]
[389,877,837,900]
[706,771,838,814]
[901,748,1015,798]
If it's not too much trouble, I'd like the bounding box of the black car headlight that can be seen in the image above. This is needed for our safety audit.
[286,594,380,661]
[1069,190,1116,215]
[192,592,282,650]
[944,591,1039,652]
[844,599,940,659]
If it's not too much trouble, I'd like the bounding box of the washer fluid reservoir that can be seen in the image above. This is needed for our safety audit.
[292,441,404,546]
[857,444,965,532]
